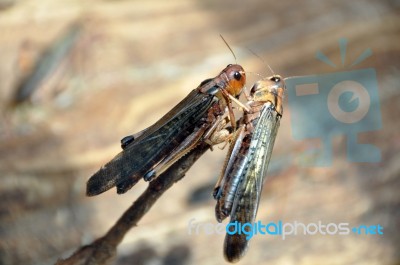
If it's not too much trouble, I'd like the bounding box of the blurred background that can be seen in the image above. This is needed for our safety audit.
[0,0,399,264]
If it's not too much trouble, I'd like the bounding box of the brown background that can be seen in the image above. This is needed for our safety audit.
[0,0,399,264]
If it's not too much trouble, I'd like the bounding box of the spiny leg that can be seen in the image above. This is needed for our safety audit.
[143,124,209,182]
[213,125,246,199]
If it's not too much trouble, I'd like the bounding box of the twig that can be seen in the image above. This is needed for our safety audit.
[56,143,210,265]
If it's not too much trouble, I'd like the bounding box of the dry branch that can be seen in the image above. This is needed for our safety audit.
[56,143,209,265]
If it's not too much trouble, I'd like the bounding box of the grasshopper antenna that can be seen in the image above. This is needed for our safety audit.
[247,47,275,77]
[220,34,237,64]
[246,71,264,79]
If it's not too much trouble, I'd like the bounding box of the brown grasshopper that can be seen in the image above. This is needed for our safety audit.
[214,75,285,262]
[86,64,247,196]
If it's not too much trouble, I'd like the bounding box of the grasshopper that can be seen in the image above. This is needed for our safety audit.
[214,75,285,262]
[86,64,247,196]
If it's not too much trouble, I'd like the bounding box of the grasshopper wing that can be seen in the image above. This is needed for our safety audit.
[224,105,280,262]
[87,90,215,196]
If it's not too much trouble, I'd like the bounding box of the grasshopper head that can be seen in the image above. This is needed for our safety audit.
[222,64,246,98]
[250,75,285,115]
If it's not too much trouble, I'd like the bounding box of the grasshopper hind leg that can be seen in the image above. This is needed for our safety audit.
[121,135,135,149]
[144,170,156,182]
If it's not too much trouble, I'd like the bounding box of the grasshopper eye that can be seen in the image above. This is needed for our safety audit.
[271,76,280,82]
[233,71,242,81]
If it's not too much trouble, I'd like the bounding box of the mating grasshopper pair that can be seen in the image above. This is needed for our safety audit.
[86,62,285,262]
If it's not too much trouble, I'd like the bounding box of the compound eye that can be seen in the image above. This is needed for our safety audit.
[233,71,242,81]
[271,76,281,82]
